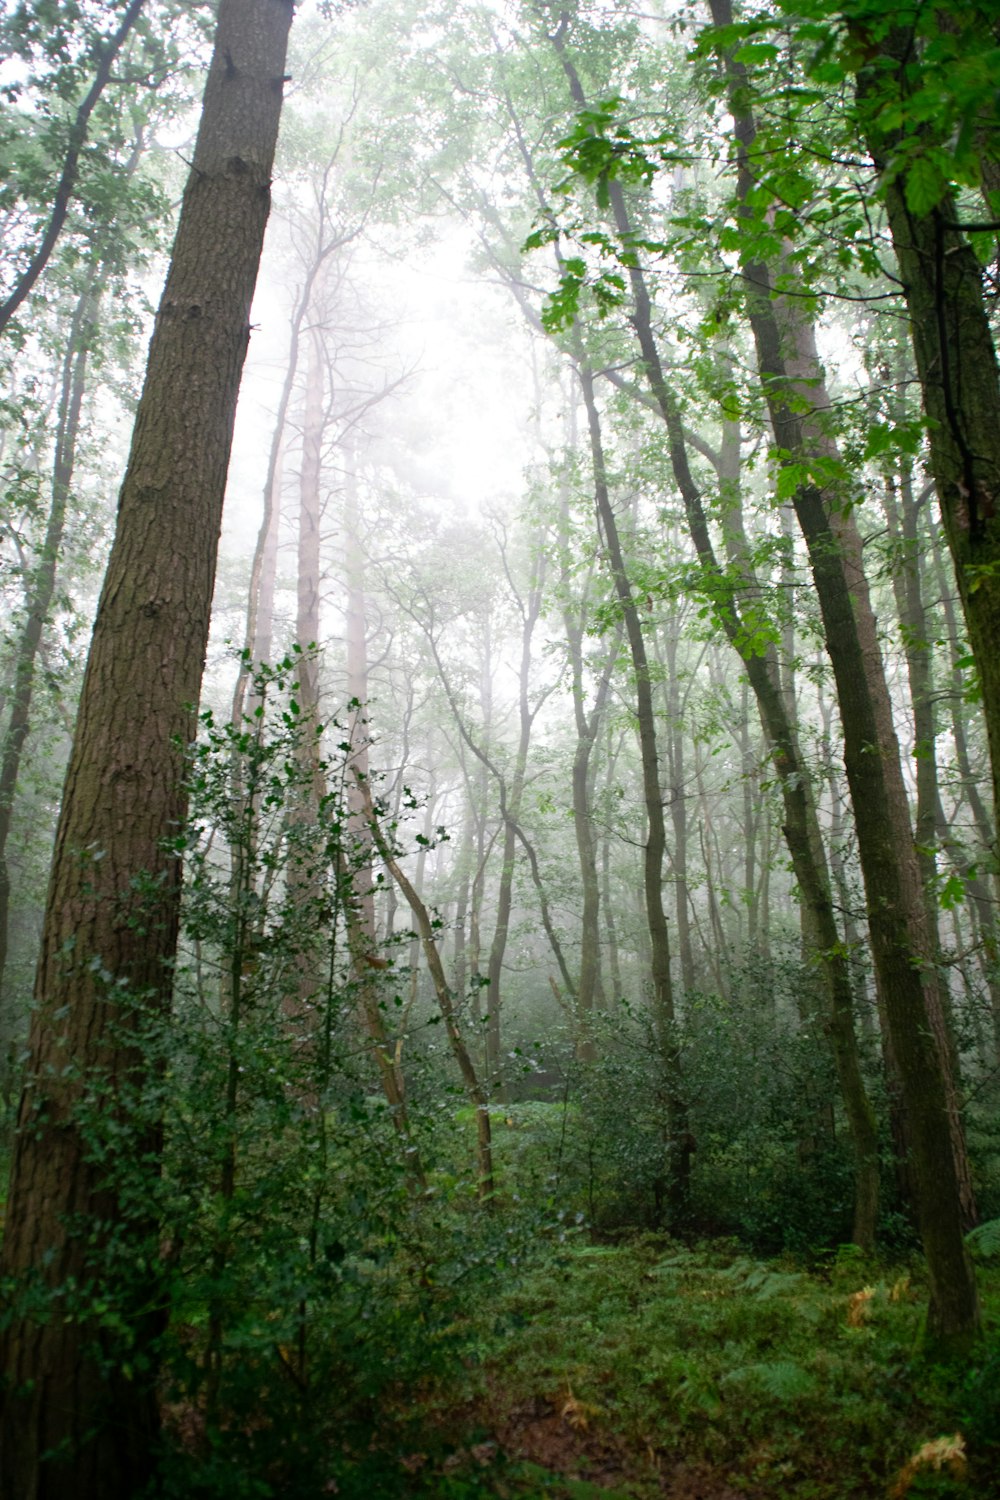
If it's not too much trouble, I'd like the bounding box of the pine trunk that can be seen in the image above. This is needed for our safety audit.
[0,4,293,1491]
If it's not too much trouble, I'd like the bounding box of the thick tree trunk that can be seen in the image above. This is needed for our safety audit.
[0,3,293,1493]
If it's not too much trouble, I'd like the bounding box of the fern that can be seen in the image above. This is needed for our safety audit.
[722,1359,817,1401]
[743,1267,809,1299]
[965,1217,1000,1261]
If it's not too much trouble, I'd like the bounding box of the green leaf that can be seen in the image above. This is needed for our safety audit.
[903,154,948,216]
[734,42,779,65]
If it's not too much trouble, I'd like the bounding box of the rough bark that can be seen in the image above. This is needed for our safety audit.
[0,3,294,1492]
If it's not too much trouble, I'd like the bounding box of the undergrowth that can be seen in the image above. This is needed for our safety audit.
[397,1237,1000,1500]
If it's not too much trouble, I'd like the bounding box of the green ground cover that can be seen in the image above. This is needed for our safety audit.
[383,1236,1000,1500]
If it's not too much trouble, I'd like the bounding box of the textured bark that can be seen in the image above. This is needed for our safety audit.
[712,0,979,1348]
[0,3,293,1492]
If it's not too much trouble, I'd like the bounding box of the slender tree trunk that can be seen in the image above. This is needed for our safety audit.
[451,803,475,1001]
[663,616,697,992]
[559,504,618,1056]
[577,355,690,1215]
[231,188,346,727]
[602,725,624,1001]
[855,20,1000,833]
[547,21,879,1241]
[0,0,147,338]
[0,267,104,1017]
[931,539,1000,1059]
[0,4,294,1491]
[366,796,494,1200]
[712,0,979,1348]
[343,459,418,1162]
[879,428,939,922]
[602,144,880,1243]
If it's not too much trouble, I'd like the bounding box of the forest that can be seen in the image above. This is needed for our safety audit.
[0,0,999,1495]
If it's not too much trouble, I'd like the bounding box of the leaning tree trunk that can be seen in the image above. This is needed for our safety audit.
[0,4,293,1494]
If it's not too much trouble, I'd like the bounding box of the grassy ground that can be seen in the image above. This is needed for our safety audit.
[377,1236,1000,1499]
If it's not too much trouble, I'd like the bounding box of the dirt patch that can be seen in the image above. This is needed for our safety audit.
[480,1385,744,1498]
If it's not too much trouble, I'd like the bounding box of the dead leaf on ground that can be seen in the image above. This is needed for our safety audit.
[889,1432,966,1498]
[845,1285,876,1327]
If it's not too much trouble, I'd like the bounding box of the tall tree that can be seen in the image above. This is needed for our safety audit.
[710,0,979,1347]
[577,353,691,1215]
[845,1,1000,831]
[0,1,294,1491]
[543,14,879,1247]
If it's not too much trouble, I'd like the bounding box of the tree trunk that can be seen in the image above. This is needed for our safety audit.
[0,0,147,338]
[594,123,879,1245]
[577,354,691,1217]
[0,3,293,1492]
[343,458,419,1162]
[855,19,1000,834]
[366,795,494,1201]
[559,490,618,1056]
[0,268,104,1019]
[712,0,979,1349]
[663,613,697,992]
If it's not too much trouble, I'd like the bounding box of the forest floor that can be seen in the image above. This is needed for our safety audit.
[375,1237,1000,1500]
